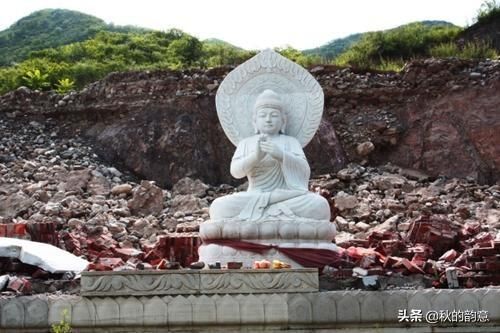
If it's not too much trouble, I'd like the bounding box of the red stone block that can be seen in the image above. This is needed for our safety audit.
[155,258,170,270]
[383,256,400,268]
[0,223,28,239]
[393,258,425,274]
[87,263,113,271]
[26,222,58,245]
[439,249,459,262]
[411,253,427,267]
[406,215,460,257]
[113,247,144,261]
[7,277,32,294]
[467,247,498,257]
[144,249,163,263]
[345,247,383,260]
[467,232,494,247]
[32,269,49,279]
[375,239,404,257]
[60,231,82,255]
[87,233,117,251]
[145,235,201,267]
[97,257,125,270]
[0,222,58,245]
[461,221,481,237]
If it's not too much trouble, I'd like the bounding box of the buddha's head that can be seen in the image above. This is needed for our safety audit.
[253,89,287,135]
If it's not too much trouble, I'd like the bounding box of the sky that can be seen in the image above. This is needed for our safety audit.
[0,0,487,50]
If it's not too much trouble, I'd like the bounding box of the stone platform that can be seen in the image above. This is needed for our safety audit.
[1,288,500,332]
[81,269,319,296]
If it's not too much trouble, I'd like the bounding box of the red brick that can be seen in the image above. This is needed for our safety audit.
[113,247,144,261]
[61,231,82,254]
[144,235,201,267]
[87,233,117,251]
[466,232,494,247]
[383,256,400,268]
[467,247,498,257]
[7,277,32,294]
[97,257,125,270]
[393,258,425,274]
[87,263,113,271]
[439,249,459,262]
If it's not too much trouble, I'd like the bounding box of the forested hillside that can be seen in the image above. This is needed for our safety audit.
[0,9,148,66]
[0,3,498,95]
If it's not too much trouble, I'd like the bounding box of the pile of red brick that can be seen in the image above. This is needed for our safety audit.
[2,213,499,290]
[333,215,500,288]
[60,230,201,271]
[0,222,58,245]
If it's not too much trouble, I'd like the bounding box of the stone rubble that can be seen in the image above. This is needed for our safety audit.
[314,164,500,290]
[0,110,498,294]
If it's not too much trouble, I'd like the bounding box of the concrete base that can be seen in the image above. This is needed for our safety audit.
[1,289,499,332]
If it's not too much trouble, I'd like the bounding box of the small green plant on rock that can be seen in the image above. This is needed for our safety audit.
[51,309,72,333]
[55,78,75,94]
[22,68,50,90]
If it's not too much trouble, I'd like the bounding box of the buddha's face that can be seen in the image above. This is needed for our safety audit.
[255,107,283,135]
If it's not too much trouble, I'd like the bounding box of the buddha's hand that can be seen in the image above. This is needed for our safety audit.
[259,139,284,161]
[254,135,266,161]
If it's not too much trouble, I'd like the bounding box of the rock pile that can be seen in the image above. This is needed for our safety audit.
[311,163,499,289]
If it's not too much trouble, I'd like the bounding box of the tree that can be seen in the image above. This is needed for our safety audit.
[167,35,203,68]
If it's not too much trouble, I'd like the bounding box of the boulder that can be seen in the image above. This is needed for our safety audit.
[128,180,164,216]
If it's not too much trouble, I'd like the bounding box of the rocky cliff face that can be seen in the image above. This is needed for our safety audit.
[0,58,498,186]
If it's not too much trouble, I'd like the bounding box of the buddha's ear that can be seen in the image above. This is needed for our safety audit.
[253,111,259,134]
[252,118,259,134]
[280,113,287,134]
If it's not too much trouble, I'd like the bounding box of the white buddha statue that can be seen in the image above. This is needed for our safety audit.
[198,49,337,267]
[210,89,330,222]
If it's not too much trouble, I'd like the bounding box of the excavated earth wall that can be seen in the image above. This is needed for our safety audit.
[1,58,498,187]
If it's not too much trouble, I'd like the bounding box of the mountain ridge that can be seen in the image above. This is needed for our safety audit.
[304,20,458,60]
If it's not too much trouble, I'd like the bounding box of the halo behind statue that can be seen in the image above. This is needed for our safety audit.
[216,49,324,147]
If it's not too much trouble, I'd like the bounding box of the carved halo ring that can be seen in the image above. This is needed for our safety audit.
[215,49,324,148]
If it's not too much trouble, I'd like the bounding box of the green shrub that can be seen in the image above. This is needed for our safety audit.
[275,46,321,67]
[430,41,498,59]
[55,78,75,94]
[476,0,500,23]
[460,41,498,59]
[22,68,50,90]
[429,42,459,58]
[332,22,462,70]
[202,42,254,68]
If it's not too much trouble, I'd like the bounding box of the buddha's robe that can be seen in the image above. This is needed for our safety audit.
[210,134,330,221]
